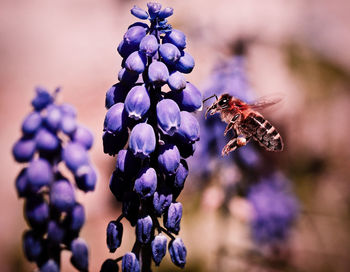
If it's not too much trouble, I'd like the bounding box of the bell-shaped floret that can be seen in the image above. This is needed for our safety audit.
[169,82,202,112]
[136,215,153,244]
[156,99,181,136]
[122,252,140,272]
[124,85,150,120]
[72,125,93,150]
[70,238,89,272]
[159,43,181,65]
[26,158,53,192]
[45,105,62,131]
[105,83,129,109]
[25,195,49,229]
[163,29,186,50]
[164,202,182,234]
[169,238,187,268]
[60,103,77,117]
[22,111,42,135]
[12,137,36,163]
[176,111,200,143]
[158,7,173,19]
[104,103,127,134]
[139,35,158,57]
[64,203,85,232]
[131,5,149,20]
[23,230,43,262]
[15,168,29,197]
[176,51,195,74]
[63,142,89,173]
[116,149,141,179]
[148,61,169,85]
[40,259,59,272]
[124,26,147,47]
[47,220,65,244]
[60,115,77,135]
[50,179,76,212]
[168,71,186,91]
[35,128,60,152]
[129,123,156,158]
[151,234,167,266]
[75,164,97,192]
[174,159,188,188]
[153,188,172,215]
[106,221,123,253]
[147,2,162,19]
[134,167,157,199]
[158,144,180,174]
[118,68,139,86]
[125,51,147,74]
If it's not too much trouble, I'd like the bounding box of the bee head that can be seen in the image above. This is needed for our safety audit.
[217,94,231,109]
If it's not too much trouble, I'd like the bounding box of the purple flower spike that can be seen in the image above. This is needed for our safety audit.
[164,202,182,234]
[50,179,76,212]
[134,167,157,198]
[26,158,53,192]
[60,115,77,135]
[129,123,156,158]
[70,238,89,272]
[124,26,147,48]
[104,103,127,134]
[65,203,85,232]
[147,2,162,19]
[176,51,195,74]
[125,51,147,74]
[12,137,36,163]
[22,111,42,135]
[151,234,167,265]
[176,111,200,143]
[63,142,89,173]
[124,85,150,120]
[72,125,94,150]
[174,159,188,188]
[148,61,169,85]
[163,29,186,50]
[159,43,181,65]
[169,238,187,268]
[159,7,173,19]
[156,99,181,135]
[122,252,140,272]
[168,71,186,91]
[131,5,149,20]
[136,215,153,244]
[107,221,123,253]
[139,35,159,57]
[170,82,202,112]
[158,144,180,174]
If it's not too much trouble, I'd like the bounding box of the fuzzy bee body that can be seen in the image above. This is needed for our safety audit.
[205,93,283,155]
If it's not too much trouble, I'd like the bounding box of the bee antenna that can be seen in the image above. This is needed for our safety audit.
[203,94,218,103]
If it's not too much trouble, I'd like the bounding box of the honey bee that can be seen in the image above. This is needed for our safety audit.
[204,93,283,155]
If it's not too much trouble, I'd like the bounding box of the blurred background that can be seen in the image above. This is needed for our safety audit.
[1,0,350,271]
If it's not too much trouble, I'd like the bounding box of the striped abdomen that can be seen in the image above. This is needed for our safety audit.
[241,113,283,151]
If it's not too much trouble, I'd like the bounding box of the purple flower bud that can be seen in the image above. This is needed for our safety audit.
[163,29,186,50]
[50,179,76,212]
[22,111,42,135]
[122,252,140,272]
[134,167,157,199]
[158,144,180,174]
[107,221,123,253]
[65,203,85,232]
[176,111,200,143]
[136,215,153,244]
[100,259,119,272]
[116,149,141,179]
[159,43,181,64]
[70,238,89,272]
[72,125,94,150]
[105,84,129,109]
[63,142,89,173]
[139,35,158,57]
[124,85,150,120]
[151,234,167,265]
[103,130,129,156]
[148,61,169,85]
[75,164,97,192]
[15,168,29,197]
[169,238,187,268]
[48,220,65,244]
[12,137,36,163]
[158,7,173,19]
[147,2,162,19]
[131,5,149,20]
[156,99,181,135]
[104,103,127,134]
[40,259,59,272]
[129,123,156,158]
[23,230,43,262]
[124,26,147,47]
[60,115,77,135]
[118,68,139,86]
[26,158,53,192]
[168,71,186,91]
[164,202,182,234]
[122,192,140,226]
[125,51,147,74]
[153,190,172,215]
[45,105,62,131]
[174,159,188,188]
[176,51,195,73]
[117,39,136,59]
[60,103,77,117]
[25,195,49,229]
[169,82,202,112]
[31,87,53,111]
[35,128,60,152]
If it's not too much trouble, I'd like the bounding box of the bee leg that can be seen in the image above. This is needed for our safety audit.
[222,137,238,156]
[224,114,240,136]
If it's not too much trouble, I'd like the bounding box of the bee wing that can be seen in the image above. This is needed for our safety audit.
[248,96,283,111]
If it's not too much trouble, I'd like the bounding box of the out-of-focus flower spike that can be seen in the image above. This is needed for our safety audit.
[70,238,89,272]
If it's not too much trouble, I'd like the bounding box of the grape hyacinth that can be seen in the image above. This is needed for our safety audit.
[13,87,96,271]
[102,3,201,271]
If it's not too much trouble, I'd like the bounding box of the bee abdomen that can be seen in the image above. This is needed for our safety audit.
[242,114,283,151]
